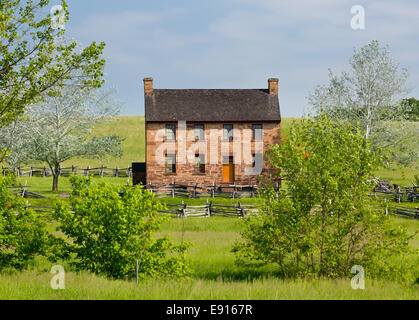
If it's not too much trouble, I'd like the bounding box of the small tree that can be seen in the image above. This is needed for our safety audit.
[1,81,123,192]
[233,113,413,280]
[53,176,190,280]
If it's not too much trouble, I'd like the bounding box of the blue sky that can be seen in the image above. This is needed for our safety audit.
[62,0,419,117]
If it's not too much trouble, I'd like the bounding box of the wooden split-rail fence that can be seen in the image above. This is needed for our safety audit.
[161,201,259,218]
[390,205,419,219]
[1,165,132,178]
[8,184,49,199]
[26,201,259,219]
[26,201,418,220]
[144,181,281,199]
[370,182,418,203]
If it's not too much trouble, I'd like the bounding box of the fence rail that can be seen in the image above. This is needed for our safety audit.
[144,182,279,199]
[370,189,418,203]
[2,166,132,178]
[391,205,419,219]
[8,184,49,199]
[371,179,418,203]
[26,201,258,218]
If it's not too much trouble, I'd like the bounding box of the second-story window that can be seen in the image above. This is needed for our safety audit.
[194,124,205,141]
[166,124,176,141]
[252,124,263,141]
[223,124,233,141]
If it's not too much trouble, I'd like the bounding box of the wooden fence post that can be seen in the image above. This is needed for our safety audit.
[232,183,236,199]
[22,180,28,198]
[207,200,212,217]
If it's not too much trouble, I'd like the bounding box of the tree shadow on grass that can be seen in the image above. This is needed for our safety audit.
[193,266,286,282]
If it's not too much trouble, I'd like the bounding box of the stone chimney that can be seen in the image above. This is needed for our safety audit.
[268,78,279,95]
[144,78,154,96]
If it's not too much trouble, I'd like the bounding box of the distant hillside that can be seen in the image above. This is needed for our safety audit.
[62,116,145,168]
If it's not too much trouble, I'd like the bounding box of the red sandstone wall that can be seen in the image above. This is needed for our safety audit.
[145,122,281,186]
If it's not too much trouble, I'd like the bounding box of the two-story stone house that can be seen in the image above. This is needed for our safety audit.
[143,77,281,186]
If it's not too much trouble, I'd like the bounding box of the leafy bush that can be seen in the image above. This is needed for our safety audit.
[0,175,53,271]
[233,113,414,281]
[53,176,190,280]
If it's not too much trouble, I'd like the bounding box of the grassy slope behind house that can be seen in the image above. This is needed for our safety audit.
[61,116,145,168]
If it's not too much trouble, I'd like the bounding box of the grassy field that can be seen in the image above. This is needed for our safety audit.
[0,175,417,300]
[1,272,418,300]
[0,212,418,300]
[1,117,418,300]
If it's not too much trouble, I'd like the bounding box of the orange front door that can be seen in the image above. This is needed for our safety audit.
[222,157,234,183]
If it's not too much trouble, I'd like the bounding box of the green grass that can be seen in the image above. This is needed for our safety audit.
[1,214,418,300]
[1,272,418,300]
[16,176,129,197]
[375,164,419,186]
[1,203,418,299]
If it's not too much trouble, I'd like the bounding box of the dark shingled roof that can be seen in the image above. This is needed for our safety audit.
[145,89,281,122]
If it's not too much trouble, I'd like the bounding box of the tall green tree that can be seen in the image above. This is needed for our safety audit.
[0,0,106,127]
[233,113,413,281]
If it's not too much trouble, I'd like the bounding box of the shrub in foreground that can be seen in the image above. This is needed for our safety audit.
[0,175,54,271]
[53,176,190,280]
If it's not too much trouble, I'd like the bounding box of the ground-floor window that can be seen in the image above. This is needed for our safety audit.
[194,154,205,173]
[166,154,176,173]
